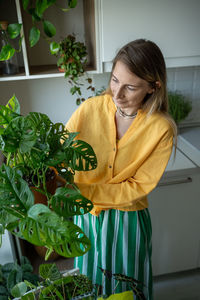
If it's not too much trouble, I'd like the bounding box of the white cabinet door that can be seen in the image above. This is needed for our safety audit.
[148,171,200,276]
[100,0,200,70]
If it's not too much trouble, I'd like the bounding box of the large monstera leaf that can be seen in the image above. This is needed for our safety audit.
[0,164,34,242]
[0,116,36,154]
[51,187,93,217]
[63,139,97,171]
[0,165,34,216]
[19,204,91,257]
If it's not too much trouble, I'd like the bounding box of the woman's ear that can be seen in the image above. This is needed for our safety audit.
[155,81,161,88]
[148,81,161,94]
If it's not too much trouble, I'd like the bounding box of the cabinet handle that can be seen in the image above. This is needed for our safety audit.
[159,177,192,186]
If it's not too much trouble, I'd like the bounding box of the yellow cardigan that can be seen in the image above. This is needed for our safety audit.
[66,94,173,216]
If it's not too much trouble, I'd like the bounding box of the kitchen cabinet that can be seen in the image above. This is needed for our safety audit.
[148,146,200,276]
[0,0,101,82]
[100,0,200,71]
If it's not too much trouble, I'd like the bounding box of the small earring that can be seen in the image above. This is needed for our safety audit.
[155,81,161,88]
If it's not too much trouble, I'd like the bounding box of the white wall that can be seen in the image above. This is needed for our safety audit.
[0,73,110,124]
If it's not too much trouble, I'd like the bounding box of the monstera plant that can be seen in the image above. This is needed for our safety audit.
[0,94,97,261]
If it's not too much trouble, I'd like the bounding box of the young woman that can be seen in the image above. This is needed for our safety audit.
[66,39,177,300]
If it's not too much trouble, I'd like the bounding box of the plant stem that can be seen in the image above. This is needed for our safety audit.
[113,280,120,294]
[6,152,11,166]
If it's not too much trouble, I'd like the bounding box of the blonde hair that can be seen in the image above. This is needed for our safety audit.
[106,39,177,146]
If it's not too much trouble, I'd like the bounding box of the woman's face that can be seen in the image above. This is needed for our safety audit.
[110,60,154,114]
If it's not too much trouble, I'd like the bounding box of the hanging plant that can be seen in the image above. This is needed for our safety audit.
[50,34,96,105]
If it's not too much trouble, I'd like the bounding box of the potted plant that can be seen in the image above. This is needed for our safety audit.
[168,91,192,124]
[0,96,146,299]
[0,94,97,262]
[50,34,95,105]
[0,256,39,300]
[11,263,94,300]
[10,264,145,299]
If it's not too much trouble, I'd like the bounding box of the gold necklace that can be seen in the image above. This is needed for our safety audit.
[117,107,137,119]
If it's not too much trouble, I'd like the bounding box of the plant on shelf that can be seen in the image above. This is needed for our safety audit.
[50,34,95,105]
[0,1,95,104]
[168,91,192,124]
[0,94,97,262]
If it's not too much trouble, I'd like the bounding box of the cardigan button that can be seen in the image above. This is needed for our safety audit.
[109,165,112,168]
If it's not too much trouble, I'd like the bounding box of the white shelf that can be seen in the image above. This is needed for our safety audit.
[0,0,100,82]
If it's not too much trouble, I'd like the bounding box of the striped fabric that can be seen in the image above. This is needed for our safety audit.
[74,209,153,300]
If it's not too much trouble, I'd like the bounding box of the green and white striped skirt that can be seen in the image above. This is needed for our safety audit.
[74,209,153,300]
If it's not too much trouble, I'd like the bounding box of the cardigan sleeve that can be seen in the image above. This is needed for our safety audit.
[76,132,173,209]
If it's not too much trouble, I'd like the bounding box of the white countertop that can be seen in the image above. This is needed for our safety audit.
[165,127,200,172]
[178,127,200,167]
[166,147,196,172]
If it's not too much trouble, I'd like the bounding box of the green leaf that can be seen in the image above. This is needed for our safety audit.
[51,186,93,217]
[0,44,15,61]
[43,20,56,38]
[22,0,30,10]
[7,268,23,292]
[2,262,16,273]
[0,285,9,296]
[68,0,78,8]
[40,278,69,298]
[50,41,60,55]
[0,96,20,129]
[21,264,33,273]
[21,291,35,300]
[11,281,27,297]
[7,23,22,39]
[29,27,40,47]
[0,165,34,213]
[19,204,91,257]
[47,0,57,6]
[28,8,41,22]
[39,263,61,281]
[36,0,48,17]
[63,139,97,171]
[22,272,39,286]
[20,256,31,266]
[6,94,20,114]
[0,116,37,153]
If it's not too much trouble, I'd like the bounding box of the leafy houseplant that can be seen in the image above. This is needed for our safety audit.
[0,256,39,300]
[168,91,192,124]
[12,263,94,300]
[11,264,145,299]
[50,34,95,105]
[0,94,97,261]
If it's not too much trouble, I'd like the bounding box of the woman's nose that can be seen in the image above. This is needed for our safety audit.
[115,86,124,98]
